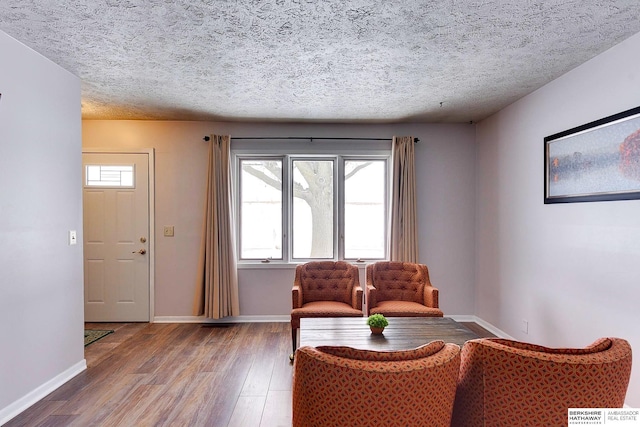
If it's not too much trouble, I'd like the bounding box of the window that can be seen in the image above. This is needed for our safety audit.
[292,159,334,259]
[239,159,283,260]
[85,165,134,187]
[236,145,389,263]
[344,160,386,259]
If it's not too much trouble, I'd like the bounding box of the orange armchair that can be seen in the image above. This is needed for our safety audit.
[451,337,633,427]
[292,341,461,427]
[290,261,363,357]
[366,261,443,317]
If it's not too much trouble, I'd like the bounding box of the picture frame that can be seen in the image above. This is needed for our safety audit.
[544,105,640,204]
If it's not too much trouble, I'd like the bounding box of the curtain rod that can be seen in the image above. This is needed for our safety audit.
[202,136,419,143]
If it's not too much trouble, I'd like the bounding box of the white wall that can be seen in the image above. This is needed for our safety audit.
[476,32,640,406]
[0,31,84,422]
[82,121,477,319]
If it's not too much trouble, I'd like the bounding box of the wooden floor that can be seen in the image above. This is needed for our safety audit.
[6,321,494,427]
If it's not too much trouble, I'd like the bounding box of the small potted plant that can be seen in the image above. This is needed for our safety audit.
[367,314,389,335]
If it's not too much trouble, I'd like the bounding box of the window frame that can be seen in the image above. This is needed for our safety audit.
[340,156,389,261]
[233,141,390,266]
[237,156,287,261]
[289,155,338,261]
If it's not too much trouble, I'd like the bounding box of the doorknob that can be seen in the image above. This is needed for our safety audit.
[132,249,147,255]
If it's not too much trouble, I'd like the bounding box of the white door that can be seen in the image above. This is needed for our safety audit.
[82,153,150,321]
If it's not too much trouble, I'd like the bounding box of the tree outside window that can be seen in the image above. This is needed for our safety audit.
[239,155,387,261]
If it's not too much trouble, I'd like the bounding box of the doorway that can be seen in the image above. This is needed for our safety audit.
[82,151,154,321]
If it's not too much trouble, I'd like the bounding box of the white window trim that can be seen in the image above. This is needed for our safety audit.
[232,141,391,267]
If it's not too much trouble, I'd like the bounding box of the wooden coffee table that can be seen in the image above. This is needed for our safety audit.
[299,317,480,351]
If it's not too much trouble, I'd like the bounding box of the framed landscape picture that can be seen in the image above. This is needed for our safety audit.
[544,106,640,204]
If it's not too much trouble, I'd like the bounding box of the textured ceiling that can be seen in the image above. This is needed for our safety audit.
[1,1,640,123]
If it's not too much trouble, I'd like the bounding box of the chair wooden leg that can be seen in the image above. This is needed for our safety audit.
[290,327,297,362]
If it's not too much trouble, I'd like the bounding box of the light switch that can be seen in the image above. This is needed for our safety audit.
[163,226,174,237]
[69,230,77,245]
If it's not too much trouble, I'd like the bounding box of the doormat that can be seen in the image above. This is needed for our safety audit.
[84,329,114,347]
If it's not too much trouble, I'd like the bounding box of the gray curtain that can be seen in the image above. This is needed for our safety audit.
[389,136,419,262]
[193,134,240,318]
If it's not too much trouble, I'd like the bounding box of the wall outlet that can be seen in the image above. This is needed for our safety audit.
[163,226,174,237]
[69,230,77,245]
[521,319,529,334]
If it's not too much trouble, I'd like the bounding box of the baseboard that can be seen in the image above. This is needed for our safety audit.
[447,314,477,323]
[153,315,290,323]
[470,316,515,339]
[446,315,513,339]
[0,359,87,426]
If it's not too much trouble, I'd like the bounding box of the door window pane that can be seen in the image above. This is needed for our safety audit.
[239,159,282,259]
[85,165,134,187]
[344,160,386,259]
[292,160,334,259]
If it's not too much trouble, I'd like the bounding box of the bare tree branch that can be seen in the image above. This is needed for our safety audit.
[294,161,332,204]
[242,163,314,204]
[242,163,282,191]
[344,161,372,180]
[293,186,313,204]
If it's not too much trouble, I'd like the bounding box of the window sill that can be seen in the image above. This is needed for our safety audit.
[237,262,298,270]
[237,261,371,270]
